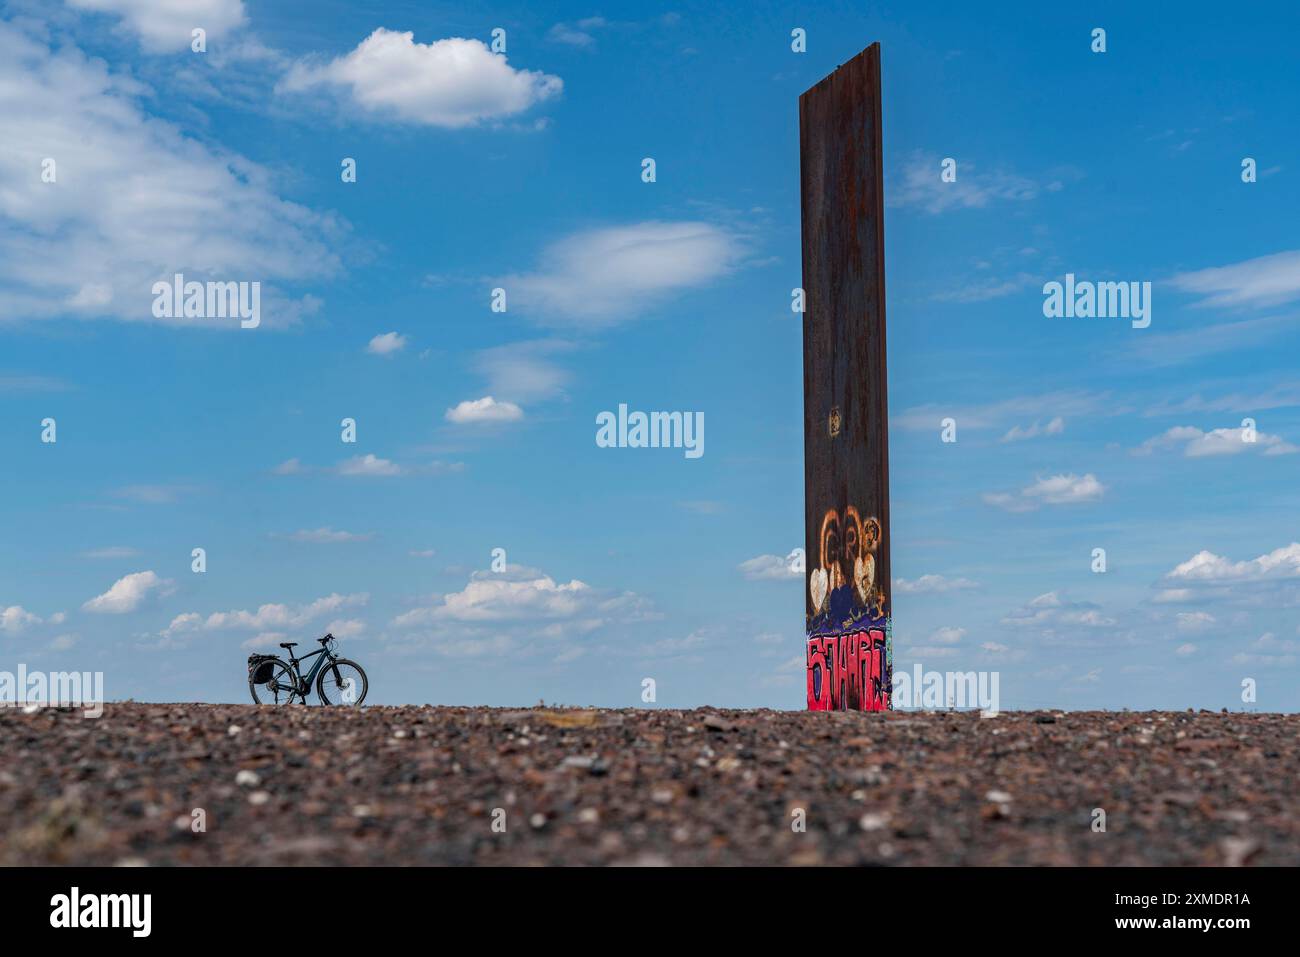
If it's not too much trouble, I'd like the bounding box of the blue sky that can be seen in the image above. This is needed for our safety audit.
[1,0,1298,711]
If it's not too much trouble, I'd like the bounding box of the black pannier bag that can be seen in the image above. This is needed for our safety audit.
[247,654,276,684]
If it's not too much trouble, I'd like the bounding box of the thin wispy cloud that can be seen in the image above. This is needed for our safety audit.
[1170,249,1300,310]
[888,151,1052,215]
[0,374,71,392]
[111,484,193,505]
[471,340,576,403]
[677,500,724,515]
[80,546,140,559]
[276,527,374,544]
[901,625,967,659]
[1000,592,1121,648]
[931,273,1036,303]
[1133,425,1298,457]
[1002,416,1064,442]
[984,473,1104,512]
[1231,632,1299,666]
[894,574,979,594]
[546,13,679,48]
[1122,313,1296,367]
[738,553,800,581]
[641,629,711,659]
[500,221,746,326]
[896,391,1111,433]
[278,456,462,477]
[1143,381,1300,417]
[67,0,248,53]
[548,17,608,47]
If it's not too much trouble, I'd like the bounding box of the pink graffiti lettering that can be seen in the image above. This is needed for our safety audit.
[806,629,889,711]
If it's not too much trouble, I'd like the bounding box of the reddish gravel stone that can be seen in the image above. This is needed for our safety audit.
[1,704,1297,865]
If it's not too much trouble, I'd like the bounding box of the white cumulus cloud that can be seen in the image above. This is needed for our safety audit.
[83,570,169,613]
[397,573,590,625]
[168,592,369,639]
[1134,424,1297,457]
[0,605,42,631]
[0,24,340,325]
[445,396,523,424]
[391,566,655,642]
[336,454,403,477]
[366,331,407,356]
[984,473,1104,512]
[1166,543,1300,582]
[279,29,562,127]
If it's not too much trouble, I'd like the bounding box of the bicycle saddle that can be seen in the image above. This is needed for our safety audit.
[279,642,298,649]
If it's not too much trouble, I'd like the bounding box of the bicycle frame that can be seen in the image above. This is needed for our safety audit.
[285,647,339,697]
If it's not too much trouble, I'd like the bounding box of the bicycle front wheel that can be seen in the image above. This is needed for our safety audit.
[316,658,368,706]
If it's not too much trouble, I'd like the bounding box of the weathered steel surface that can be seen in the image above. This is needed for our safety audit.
[799,43,891,711]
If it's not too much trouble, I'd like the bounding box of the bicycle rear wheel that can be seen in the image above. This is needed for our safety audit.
[249,658,303,705]
[317,658,368,706]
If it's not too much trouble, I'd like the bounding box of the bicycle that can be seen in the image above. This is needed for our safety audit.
[247,633,368,706]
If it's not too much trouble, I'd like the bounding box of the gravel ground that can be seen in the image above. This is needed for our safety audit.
[1,703,1296,866]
